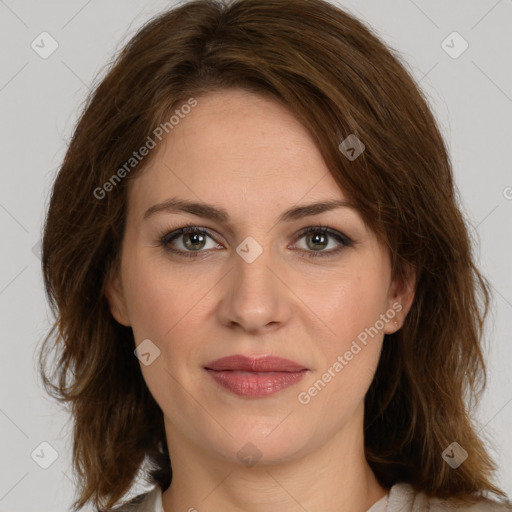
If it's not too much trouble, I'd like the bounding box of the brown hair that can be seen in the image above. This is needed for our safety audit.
[37,0,508,510]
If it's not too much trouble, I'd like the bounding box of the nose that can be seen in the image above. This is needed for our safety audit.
[216,239,292,334]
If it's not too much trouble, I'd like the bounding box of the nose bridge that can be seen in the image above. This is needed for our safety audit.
[234,233,279,300]
[218,233,288,332]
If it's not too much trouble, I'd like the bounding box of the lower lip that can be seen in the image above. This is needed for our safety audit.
[205,369,307,397]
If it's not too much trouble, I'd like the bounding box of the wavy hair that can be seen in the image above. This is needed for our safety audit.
[37,0,507,510]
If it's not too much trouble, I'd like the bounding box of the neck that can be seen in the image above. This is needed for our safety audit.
[161,409,388,512]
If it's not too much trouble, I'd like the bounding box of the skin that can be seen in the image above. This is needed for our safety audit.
[106,89,416,512]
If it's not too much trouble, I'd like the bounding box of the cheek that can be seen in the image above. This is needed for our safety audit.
[122,251,219,372]
[311,268,389,345]
[122,254,201,406]
[122,252,187,343]
[304,270,388,398]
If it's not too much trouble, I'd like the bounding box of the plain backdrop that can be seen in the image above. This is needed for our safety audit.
[0,1,511,510]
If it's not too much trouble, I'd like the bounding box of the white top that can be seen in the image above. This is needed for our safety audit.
[118,482,512,511]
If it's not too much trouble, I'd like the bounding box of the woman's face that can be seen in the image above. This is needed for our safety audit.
[106,89,414,466]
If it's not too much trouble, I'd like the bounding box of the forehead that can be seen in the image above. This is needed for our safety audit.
[126,89,350,220]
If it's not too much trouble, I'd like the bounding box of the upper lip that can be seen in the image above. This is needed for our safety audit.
[204,355,308,372]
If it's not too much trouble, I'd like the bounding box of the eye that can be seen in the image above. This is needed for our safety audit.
[159,224,220,258]
[158,223,352,259]
[292,225,352,258]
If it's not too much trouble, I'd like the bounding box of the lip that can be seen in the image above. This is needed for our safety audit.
[204,355,309,398]
[204,355,307,372]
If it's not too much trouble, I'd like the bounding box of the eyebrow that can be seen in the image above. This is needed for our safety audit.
[143,197,357,224]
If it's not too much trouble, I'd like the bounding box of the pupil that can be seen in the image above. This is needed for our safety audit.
[185,232,205,250]
[309,232,327,250]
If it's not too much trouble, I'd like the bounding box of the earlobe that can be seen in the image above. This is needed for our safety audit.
[104,271,131,327]
[384,263,416,334]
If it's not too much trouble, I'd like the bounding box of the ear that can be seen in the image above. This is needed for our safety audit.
[104,266,131,327]
[383,262,416,335]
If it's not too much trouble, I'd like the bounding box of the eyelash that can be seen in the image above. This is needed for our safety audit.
[157,222,353,259]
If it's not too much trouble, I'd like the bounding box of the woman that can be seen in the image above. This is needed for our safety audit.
[37,0,512,511]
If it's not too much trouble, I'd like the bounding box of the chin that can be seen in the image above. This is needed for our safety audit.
[201,417,315,467]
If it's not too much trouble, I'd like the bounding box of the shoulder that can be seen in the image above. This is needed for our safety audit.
[388,482,512,511]
[106,486,162,512]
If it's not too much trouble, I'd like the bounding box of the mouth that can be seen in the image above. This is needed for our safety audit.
[203,355,309,398]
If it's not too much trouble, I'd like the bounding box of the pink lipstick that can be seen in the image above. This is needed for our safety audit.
[204,355,308,398]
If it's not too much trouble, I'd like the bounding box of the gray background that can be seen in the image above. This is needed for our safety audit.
[0,1,511,510]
